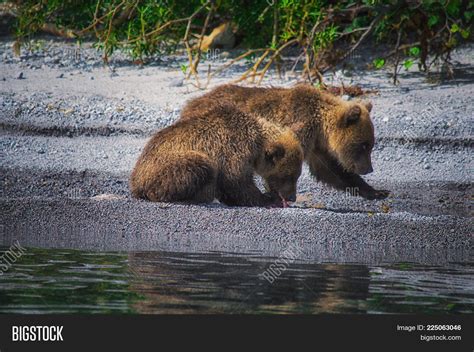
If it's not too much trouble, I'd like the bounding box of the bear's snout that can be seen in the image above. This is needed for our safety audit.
[358,165,373,175]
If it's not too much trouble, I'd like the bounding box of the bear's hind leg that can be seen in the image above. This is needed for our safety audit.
[145,152,217,203]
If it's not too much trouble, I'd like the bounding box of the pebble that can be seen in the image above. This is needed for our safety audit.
[169,77,184,87]
[16,72,24,79]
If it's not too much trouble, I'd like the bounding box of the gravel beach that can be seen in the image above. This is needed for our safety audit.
[1,37,472,264]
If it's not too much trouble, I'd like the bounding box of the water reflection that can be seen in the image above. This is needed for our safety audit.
[0,248,472,314]
[128,252,370,314]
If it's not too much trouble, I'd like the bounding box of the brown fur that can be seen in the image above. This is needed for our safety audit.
[181,84,388,200]
[130,103,303,206]
[194,22,236,51]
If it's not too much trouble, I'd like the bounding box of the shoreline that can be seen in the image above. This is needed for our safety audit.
[1,38,472,264]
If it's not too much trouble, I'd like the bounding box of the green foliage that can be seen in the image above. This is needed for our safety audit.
[373,58,385,69]
[403,59,413,70]
[428,15,439,28]
[409,47,420,57]
[11,0,473,81]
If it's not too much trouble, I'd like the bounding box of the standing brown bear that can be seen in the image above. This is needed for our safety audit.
[181,84,388,200]
[130,102,303,207]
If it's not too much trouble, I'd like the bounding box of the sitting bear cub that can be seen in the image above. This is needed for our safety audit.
[130,102,303,207]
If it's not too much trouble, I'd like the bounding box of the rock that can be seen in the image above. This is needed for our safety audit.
[169,77,184,87]
[16,72,24,79]
[57,73,64,79]
[91,193,124,201]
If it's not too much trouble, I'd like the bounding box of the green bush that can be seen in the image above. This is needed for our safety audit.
[9,0,474,83]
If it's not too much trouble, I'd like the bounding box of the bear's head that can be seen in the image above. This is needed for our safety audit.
[326,100,375,175]
[259,129,304,203]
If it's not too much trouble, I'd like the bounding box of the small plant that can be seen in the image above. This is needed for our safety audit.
[402,46,420,70]
[373,58,385,69]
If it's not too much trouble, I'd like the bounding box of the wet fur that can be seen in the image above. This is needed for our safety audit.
[130,103,303,206]
[181,84,388,200]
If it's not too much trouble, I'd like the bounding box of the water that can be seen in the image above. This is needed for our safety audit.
[0,247,473,314]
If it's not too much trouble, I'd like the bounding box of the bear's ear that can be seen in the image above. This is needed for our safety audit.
[265,143,286,165]
[343,105,361,126]
[355,99,372,112]
[363,101,372,112]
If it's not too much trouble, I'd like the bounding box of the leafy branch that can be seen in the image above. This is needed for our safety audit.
[5,0,472,87]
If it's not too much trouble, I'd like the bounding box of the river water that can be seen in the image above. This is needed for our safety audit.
[0,247,472,314]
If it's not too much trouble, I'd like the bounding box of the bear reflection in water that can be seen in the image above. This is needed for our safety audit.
[127,252,370,314]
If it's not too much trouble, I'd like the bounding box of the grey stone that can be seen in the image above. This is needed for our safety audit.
[169,77,184,87]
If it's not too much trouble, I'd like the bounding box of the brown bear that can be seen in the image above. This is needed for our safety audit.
[130,102,303,207]
[181,84,388,200]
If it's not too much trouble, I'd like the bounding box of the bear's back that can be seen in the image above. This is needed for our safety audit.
[141,102,266,170]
